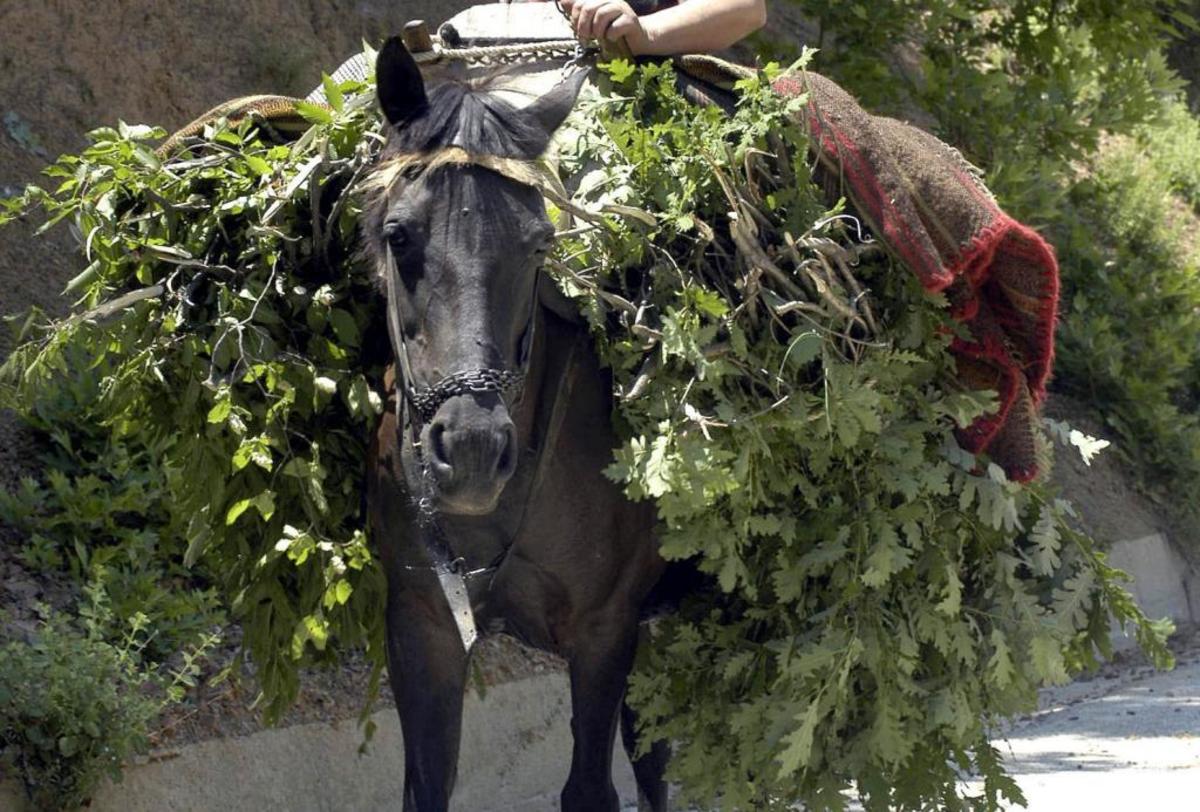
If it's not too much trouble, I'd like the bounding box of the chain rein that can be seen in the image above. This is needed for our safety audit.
[412,39,584,68]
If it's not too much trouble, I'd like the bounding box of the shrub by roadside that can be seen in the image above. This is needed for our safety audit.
[0,602,214,811]
[1052,102,1200,543]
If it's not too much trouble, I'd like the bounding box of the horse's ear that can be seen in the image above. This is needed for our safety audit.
[518,68,589,156]
[376,36,428,126]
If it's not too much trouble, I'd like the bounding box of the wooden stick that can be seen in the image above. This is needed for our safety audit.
[402,21,434,53]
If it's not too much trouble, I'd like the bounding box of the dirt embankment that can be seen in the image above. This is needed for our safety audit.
[0,1,474,346]
[0,0,490,334]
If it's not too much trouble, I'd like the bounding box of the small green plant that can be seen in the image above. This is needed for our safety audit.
[0,345,225,660]
[0,456,224,660]
[0,603,215,811]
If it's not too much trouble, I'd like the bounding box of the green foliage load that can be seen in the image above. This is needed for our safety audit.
[559,60,1169,810]
[1,76,390,721]
[0,52,1172,810]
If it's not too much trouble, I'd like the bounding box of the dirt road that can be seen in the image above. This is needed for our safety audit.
[978,640,1200,810]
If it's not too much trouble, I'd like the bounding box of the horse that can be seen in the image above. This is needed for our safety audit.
[363,37,676,812]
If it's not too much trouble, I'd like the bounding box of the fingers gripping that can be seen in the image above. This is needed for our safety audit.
[564,0,641,43]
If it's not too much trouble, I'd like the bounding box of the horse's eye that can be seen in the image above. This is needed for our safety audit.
[532,231,555,258]
[527,221,555,255]
[383,221,409,251]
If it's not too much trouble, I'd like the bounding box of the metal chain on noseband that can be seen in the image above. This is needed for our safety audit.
[384,245,534,432]
[409,368,527,423]
[381,153,566,433]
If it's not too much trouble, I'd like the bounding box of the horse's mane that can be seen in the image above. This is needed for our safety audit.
[360,74,555,210]
[384,78,550,160]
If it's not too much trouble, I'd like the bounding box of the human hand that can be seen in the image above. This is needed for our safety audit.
[556,0,650,53]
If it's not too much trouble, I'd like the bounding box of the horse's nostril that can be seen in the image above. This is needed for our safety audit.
[496,424,517,478]
[425,414,516,495]
[429,422,450,469]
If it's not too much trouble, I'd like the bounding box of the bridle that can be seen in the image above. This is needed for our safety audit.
[375,148,568,651]
[376,147,566,434]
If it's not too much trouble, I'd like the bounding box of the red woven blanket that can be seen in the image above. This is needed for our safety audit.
[676,56,1057,480]
[771,71,1057,481]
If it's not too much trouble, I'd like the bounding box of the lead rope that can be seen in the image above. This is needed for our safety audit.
[412,39,586,67]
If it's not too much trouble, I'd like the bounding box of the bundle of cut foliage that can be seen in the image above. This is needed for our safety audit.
[1,72,392,718]
[0,52,1172,810]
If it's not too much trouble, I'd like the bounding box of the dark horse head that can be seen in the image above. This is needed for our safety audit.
[362,38,584,515]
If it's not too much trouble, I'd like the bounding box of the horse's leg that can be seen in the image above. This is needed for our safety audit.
[385,582,469,812]
[561,612,640,812]
[620,696,670,812]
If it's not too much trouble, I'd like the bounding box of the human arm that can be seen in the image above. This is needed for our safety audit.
[555,0,768,56]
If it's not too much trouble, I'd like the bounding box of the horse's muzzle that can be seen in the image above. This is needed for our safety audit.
[422,394,518,514]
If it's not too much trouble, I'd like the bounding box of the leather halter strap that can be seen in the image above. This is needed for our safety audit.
[384,242,532,429]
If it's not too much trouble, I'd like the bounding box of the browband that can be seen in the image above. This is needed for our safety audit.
[363,146,571,203]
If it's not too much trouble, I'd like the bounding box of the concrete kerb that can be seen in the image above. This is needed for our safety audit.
[1106,533,1200,649]
[0,671,640,812]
